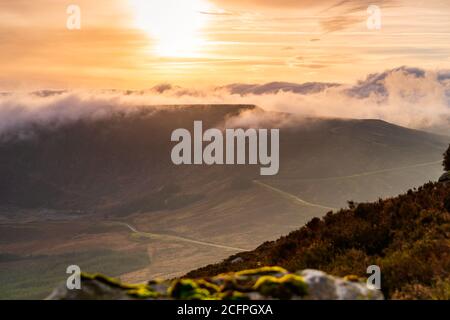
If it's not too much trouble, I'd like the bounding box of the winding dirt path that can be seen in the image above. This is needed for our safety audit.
[266,160,442,182]
[253,159,442,212]
[253,180,337,211]
[118,222,247,252]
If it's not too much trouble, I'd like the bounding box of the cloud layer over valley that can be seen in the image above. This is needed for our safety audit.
[0,66,449,140]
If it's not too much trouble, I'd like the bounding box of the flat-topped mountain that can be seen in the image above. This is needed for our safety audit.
[0,105,446,213]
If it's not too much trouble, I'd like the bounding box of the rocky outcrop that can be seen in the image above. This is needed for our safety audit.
[47,266,383,300]
[439,171,450,184]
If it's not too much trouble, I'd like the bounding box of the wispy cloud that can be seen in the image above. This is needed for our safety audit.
[1,1,450,88]
[0,67,449,140]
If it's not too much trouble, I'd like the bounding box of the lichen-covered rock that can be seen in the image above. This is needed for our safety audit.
[300,270,382,300]
[47,267,383,300]
[46,273,163,300]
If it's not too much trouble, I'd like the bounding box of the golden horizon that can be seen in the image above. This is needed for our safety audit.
[0,0,449,90]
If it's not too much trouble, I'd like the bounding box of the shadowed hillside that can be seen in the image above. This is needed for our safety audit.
[0,105,447,213]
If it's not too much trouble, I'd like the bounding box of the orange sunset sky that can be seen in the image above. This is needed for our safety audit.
[1,0,450,90]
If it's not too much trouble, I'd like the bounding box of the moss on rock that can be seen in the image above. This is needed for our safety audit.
[48,267,382,300]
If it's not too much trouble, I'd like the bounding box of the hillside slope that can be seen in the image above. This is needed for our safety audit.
[187,181,450,299]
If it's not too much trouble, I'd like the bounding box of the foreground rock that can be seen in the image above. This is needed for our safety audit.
[47,267,383,300]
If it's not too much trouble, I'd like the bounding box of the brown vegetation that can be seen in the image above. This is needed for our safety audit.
[187,182,450,299]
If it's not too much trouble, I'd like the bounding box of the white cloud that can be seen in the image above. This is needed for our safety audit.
[0,67,449,140]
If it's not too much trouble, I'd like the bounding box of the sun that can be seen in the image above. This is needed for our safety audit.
[131,0,211,57]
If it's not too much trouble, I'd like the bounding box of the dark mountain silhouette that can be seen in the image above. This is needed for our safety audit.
[0,105,447,214]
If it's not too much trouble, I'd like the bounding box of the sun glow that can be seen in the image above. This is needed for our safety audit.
[131,0,211,57]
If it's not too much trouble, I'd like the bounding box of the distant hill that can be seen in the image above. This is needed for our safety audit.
[0,105,255,212]
[0,105,446,214]
[187,181,450,299]
[221,82,340,95]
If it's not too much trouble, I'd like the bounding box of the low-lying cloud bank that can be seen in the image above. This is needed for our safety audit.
[0,66,449,140]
